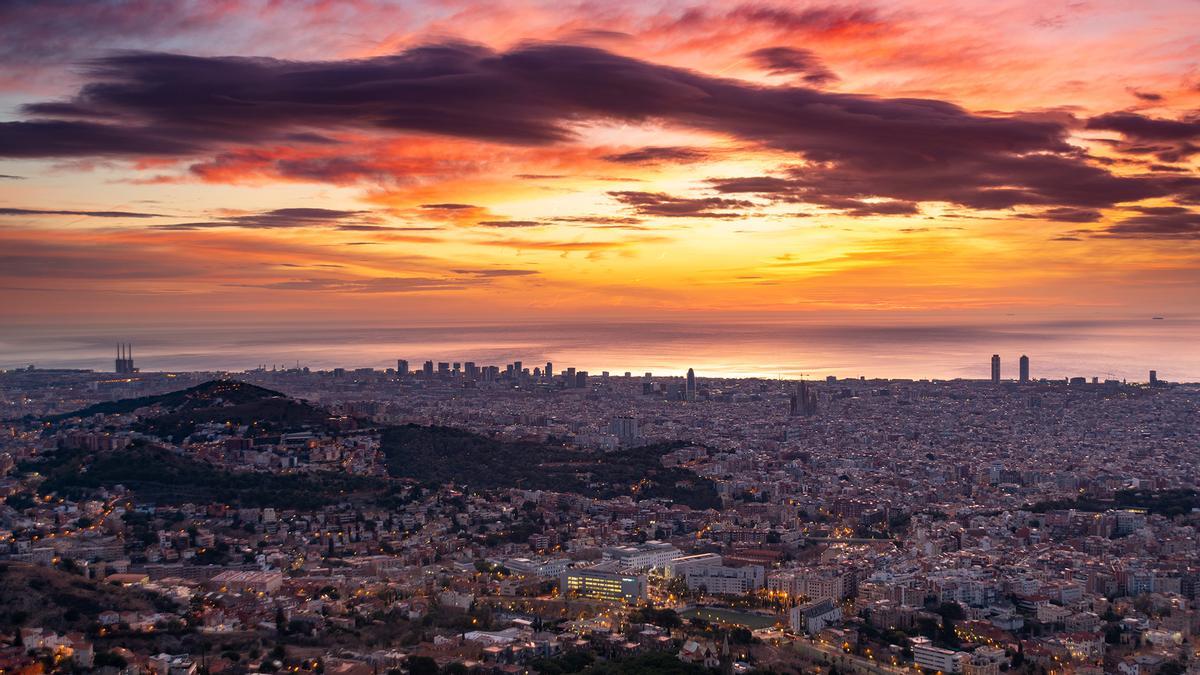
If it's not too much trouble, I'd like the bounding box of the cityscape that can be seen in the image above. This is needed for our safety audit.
[2,1,1200,674]
[0,348,1196,675]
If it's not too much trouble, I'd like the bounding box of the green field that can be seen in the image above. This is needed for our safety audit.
[680,606,781,629]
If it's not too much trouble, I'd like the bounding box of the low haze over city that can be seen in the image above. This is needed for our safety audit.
[1,1,1198,675]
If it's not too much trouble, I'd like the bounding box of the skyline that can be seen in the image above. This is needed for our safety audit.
[3,317,1193,381]
[2,0,1199,368]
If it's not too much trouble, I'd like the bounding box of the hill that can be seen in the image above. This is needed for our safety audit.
[43,382,718,509]
[54,379,284,418]
[53,380,342,442]
[380,425,720,509]
[0,561,168,633]
[34,441,391,509]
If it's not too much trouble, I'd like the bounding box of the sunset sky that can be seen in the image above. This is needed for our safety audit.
[2,0,1199,364]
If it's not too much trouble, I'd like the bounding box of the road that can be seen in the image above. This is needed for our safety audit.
[791,637,914,675]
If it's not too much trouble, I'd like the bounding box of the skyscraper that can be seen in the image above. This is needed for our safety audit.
[685,368,696,401]
[397,359,409,376]
[1019,355,1029,383]
[1150,370,1158,386]
[545,362,553,379]
[609,416,639,445]
[991,354,1001,384]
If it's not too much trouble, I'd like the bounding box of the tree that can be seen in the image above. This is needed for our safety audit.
[406,656,439,675]
[729,626,754,644]
[940,616,960,647]
[95,652,128,669]
[666,577,689,599]
[630,607,682,629]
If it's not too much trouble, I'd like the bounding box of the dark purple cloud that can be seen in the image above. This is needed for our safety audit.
[0,119,200,157]
[1015,207,1104,223]
[1097,206,1200,239]
[1128,89,1164,102]
[269,156,395,183]
[609,191,755,218]
[475,220,543,228]
[2,43,1067,164]
[746,47,838,85]
[245,277,470,293]
[156,207,371,230]
[3,42,1197,215]
[550,215,644,226]
[1086,112,1200,163]
[709,150,1198,212]
[725,5,885,33]
[0,207,165,218]
[420,203,477,210]
[1087,112,1200,141]
[602,146,709,164]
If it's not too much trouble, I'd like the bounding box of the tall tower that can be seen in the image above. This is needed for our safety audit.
[396,359,409,376]
[685,368,696,401]
[609,416,639,445]
[991,354,1001,384]
[790,380,818,416]
[1149,370,1158,386]
[115,343,136,374]
[1019,355,1030,383]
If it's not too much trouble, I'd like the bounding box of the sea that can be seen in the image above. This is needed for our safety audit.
[1,318,1197,382]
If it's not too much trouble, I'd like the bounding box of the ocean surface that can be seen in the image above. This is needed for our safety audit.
[1,318,1197,382]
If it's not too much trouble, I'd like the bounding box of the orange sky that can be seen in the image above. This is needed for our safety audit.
[1,0,1198,332]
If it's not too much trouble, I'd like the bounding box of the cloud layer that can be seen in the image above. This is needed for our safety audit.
[6,42,1195,222]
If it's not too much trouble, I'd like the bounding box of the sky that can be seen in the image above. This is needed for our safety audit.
[1,0,1199,375]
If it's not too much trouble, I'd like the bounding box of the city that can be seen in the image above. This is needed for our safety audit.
[3,1,1200,674]
[0,350,1196,675]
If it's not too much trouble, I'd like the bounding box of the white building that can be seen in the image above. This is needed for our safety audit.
[790,598,842,634]
[602,541,681,570]
[665,552,723,577]
[911,637,965,673]
[505,557,569,579]
[684,564,764,595]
